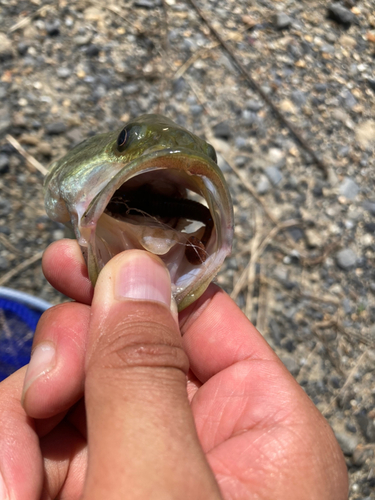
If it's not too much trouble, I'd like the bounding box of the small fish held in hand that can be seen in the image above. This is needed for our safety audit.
[44,114,233,310]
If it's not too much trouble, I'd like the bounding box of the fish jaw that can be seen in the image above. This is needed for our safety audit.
[45,140,234,311]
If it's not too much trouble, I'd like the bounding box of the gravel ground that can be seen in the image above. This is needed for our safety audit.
[1,0,375,497]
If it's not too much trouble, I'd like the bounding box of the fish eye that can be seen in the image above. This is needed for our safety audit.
[117,127,128,149]
[206,143,217,163]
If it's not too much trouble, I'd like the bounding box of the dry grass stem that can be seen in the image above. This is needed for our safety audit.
[6,135,48,176]
[322,351,368,417]
[0,251,44,287]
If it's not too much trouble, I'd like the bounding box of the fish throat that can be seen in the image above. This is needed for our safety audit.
[105,183,214,266]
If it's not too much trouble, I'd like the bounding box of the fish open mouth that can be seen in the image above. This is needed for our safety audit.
[45,142,233,310]
[86,163,230,309]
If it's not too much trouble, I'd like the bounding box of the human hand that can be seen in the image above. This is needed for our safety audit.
[0,239,348,499]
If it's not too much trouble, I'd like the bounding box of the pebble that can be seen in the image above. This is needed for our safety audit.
[213,121,232,140]
[0,198,11,217]
[305,228,324,248]
[0,154,9,173]
[86,45,100,57]
[342,298,353,315]
[36,142,53,157]
[57,67,72,79]
[364,223,375,234]
[256,175,270,195]
[246,100,263,112]
[334,431,360,456]
[291,90,307,107]
[0,33,14,61]
[0,255,9,271]
[355,120,375,148]
[336,248,357,269]
[339,177,359,200]
[17,42,28,56]
[45,19,61,37]
[356,411,375,443]
[265,166,283,185]
[273,12,292,30]
[134,0,161,8]
[52,229,65,241]
[352,445,373,467]
[363,201,375,216]
[341,89,357,110]
[327,3,355,27]
[46,122,67,135]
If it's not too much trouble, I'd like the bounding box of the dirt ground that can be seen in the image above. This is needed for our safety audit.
[0,0,375,497]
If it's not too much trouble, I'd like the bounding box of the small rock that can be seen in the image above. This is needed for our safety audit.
[246,100,263,112]
[84,6,103,21]
[0,154,9,173]
[341,89,357,109]
[356,411,375,443]
[46,122,67,135]
[0,33,14,61]
[327,3,355,27]
[45,19,60,36]
[279,99,296,114]
[134,0,161,7]
[342,298,352,314]
[213,121,231,140]
[123,83,139,95]
[363,201,375,216]
[86,44,100,57]
[66,128,84,145]
[190,104,203,116]
[273,12,292,30]
[0,198,11,217]
[335,431,359,456]
[305,228,324,248]
[364,223,375,234]
[36,142,52,157]
[242,110,260,126]
[256,175,270,195]
[74,34,93,46]
[336,248,357,269]
[291,90,307,107]
[235,137,247,149]
[0,226,10,235]
[352,445,373,466]
[265,166,283,185]
[355,120,375,148]
[52,229,65,241]
[0,255,9,271]
[17,42,29,56]
[339,34,357,49]
[288,227,304,242]
[57,67,72,79]
[339,177,359,200]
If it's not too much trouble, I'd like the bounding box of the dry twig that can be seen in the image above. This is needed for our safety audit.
[6,135,48,176]
[8,3,53,33]
[231,219,300,301]
[322,351,367,417]
[0,251,44,287]
[187,0,329,178]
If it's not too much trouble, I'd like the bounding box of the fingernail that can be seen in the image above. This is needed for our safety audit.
[115,252,171,307]
[22,343,56,398]
[0,470,9,500]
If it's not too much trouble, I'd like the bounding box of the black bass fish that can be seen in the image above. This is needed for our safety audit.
[44,114,233,310]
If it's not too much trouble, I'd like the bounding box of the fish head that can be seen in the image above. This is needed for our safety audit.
[44,114,234,310]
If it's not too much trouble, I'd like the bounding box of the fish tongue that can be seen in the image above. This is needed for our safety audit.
[137,226,182,255]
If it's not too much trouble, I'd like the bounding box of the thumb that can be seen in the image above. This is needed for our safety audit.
[82,250,221,500]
